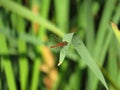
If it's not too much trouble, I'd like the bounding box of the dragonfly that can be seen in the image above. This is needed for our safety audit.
[50,41,68,48]
[48,34,68,48]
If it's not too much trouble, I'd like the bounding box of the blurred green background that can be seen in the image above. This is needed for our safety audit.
[0,0,120,90]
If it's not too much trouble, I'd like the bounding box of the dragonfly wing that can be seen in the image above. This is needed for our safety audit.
[49,34,62,43]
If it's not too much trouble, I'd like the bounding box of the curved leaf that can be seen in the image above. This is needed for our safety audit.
[59,33,109,90]
[58,33,74,66]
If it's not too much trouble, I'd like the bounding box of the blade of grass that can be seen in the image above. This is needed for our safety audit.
[108,39,119,89]
[77,1,86,40]
[0,57,1,90]
[54,0,69,32]
[100,66,119,90]
[38,0,50,39]
[68,69,81,90]
[118,71,120,89]
[0,0,64,37]
[0,28,44,46]
[64,68,81,90]
[31,58,41,90]
[10,0,30,87]
[31,1,51,89]
[94,0,116,60]
[16,16,29,90]
[86,3,120,90]
[0,35,17,90]
[85,0,95,52]
[58,33,109,90]
[77,1,87,69]
[2,58,17,90]
[92,1,100,16]
[0,14,17,90]
[72,34,109,90]
[99,3,120,62]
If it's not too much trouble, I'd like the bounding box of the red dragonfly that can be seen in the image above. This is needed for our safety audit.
[50,41,68,48]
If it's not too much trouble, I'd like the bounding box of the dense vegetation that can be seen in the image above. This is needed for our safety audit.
[0,0,120,90]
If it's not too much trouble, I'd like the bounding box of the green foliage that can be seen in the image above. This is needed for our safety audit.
[0,0,120,90]
[59,33,108,89]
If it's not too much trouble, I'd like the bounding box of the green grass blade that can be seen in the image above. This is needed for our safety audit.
[18,40,29,90]
[2,58,17,90]
[58,32,108,90]
[0,59,1,90]
[0,28,44,46]
[85,0,95,52]
[0,13,17,90]
[77,1,87,40]
[16,16,29,90]
[31,1,50,90]
[38,0,51,39]
[94,0,116,60]
[0,0,64,37]
[0,35,17,90]
[72,34,109,90]
[54,0,69,32]
[64,69,81,90]
[108,39,119,89]
[99,3,120,62]
[118,71,120,89]
[86,3,120,90]
[31,58,41,90]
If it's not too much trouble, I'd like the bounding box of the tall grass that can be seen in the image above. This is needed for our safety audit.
[0,0,120,90]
